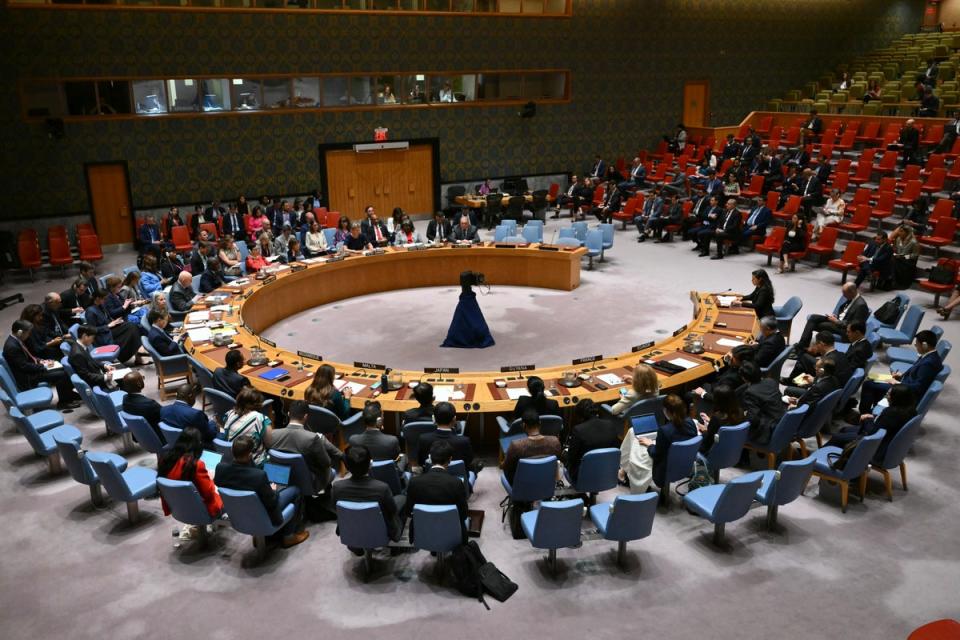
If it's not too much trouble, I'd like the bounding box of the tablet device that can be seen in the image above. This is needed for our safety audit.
[258,367,290,381]
[199,450,223,476]
[631,413,659,436]
[264,462,291,486]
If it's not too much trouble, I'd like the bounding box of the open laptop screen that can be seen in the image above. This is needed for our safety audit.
[631,413,659,436]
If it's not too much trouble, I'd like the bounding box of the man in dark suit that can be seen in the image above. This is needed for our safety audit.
[159,383,217,443]
[402,382,436,425]
[426,212,452,244]
[270,401,341,494]
[786,357,840,408]
[786,146,810,169]
[215,435,308,547]
[69,325,116,390]
[681,194,717,241]
[935,111,960,153]
[844,321,874,373]
[899,119,920,166]
[169,272,196,314]
[634,187,663,241]
[41,293,69,347]
[146,310,183,357]
[739,362,786,444]
[722,135,742,161]
[360,207,390,247]
[698,198,742,259]
[204,200,225,221]
[4,320,80,408]
[221,203,244,240]
[417,402,475,470]
[189,241,212,276]
[752,316,786,370]
[59,278,91,327]
[741,196,773,246]
[650,193,683,243]
[198,258,225,294]
[802,109,823,140]
[564,399,621,482]
[796,283,869,350]
[859,330,943,413]
[189,205,211,240]
[271,201,296,235]
[799,168,823,217]
[760,152,784,192]
[854,231,894,289]
[120,371,163,439]
[138,215,163,257]
[448,215,480,244]
[589,155,605,181]
[592,179,622,223]
[213,349,249,397]
[348,402,402,462]
[403,440,470,543]
[784,330,852,395]
[332,445,405,547]
[918,87,940,118]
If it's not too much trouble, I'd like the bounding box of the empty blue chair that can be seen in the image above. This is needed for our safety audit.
[369,459,409,496]
[558,227,577,243]
[887,336,951,365]
[520,498,584,576]
[772,296,804,339]
[555,236,581,248]
[521,225,540,244]
[54,432,127,506]
[204,387,237,424]
[88,452,158,523]
[9,406,81,475]
[745,404,808,469]
[119,411,167,455]
[336,500,390,578]
[92,386,133,449]
[864,414,923,501]
[599,223,614,261]
[157,478,219,547]
[219,487,295,563]
[589,492,657,569]
[584,228,603,270]
[659,435,703,506]
[0,357,54,412]
[411,504,462,574]
[793,388,844,457]
[159,421,183,447]
[810,428,885,512]
[501,219,518,235]
[754,455,817,529]
[0,389,64,435]
[565,447,619,503]
[213,437,234,463]
[760,345,793,380]
[915,380,944,418]
[701,422,749,483]
[447,459,477,493]
[571,220,588,244]
[304,403,362,447]
[493,225,510,242]
[527,221,545,242]
[876,305,924,346]
[140,336,190,400]
[401,421,438,464]
[683,471,765,545]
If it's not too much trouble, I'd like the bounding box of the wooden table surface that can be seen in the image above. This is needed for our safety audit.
[455,193,555,208]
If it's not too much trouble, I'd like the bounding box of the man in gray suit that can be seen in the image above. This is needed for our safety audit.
[794,282,869,351]
[169,271,196,313]
[447,215,480,244]
[348,402,402,462]
[270,401,342,495]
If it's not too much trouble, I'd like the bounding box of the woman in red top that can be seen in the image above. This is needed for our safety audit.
[157,427,222,518]
[245,242,269,274]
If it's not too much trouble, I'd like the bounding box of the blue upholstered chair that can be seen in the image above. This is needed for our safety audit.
[119,411,167,455]
[140,336,190,399]
[305,404,363,448]
[810,428,885,512]
[0,389,64,435]
[268,449,321,498]
[565,447,619,504]
[401,420,437,464]
[336,500,390,579]
[213,437,234,463]
[447,459,477,494]
[9,406,82,475]
[745,404,808,469]
[54,432,127,506]
[557,227,578,243]
[158,421,183,447]
[88,452,158,523]
[589,492,658,569]
[887,337,951,366]
[876,305,924,346]
[187,356,214,410]
[866,292,910,333]
[92,386,133,450]
[501,456,557,503]
[555,236,581,248]
[700,422,749,483]
[494,225,510,242]
[497,414,563,455]
[793,388,844,457]
[501,219,518,235]
[520,498,584,576]
[369,459,409,496]
[772,295,804,339]
[584,228,603,270]
[521,225,541,244]
[601,394,666,426]
[754,455,817,529]
[915,381,944,417]
[68,374,101,418]
[571,221,588,244]
[659,435,703,506]
[219,487,296,563]
[204,387,237,425]
[599,223,614,261]
[834,368,865,425]
[683,471,765,545]
[760,345,793,380]
[66,325,118,363]
[157,478,219,548]
[411,504,462,574]
[59,355,75,378]
[0,356,54,412]
[865,414,923,501]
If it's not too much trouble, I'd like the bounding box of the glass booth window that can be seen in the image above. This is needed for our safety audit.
[403,75,427,104]
[167,79,199,112]
[262,78,291,109]
[64,81,98,116]
[133,79,167,114]
[231,78,262,110]
[322,76,350,107]
[200,79,231,111]
[291,77,320,108]
[22,82,65,118]
[376,76,400,105]
[97,80,132,115]
[350,76,374,105]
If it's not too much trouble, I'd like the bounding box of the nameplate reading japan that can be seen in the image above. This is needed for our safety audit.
[632,342,655,353]
[297,351,322,362]
[572,355,602,365]
[353,361,387,371]
[500,364,535,373]
[261,337,277,348]
[424,367,460,374]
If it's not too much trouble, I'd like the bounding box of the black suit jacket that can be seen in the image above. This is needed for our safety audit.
[823,348,854,386]
[361,220,390,245]
[58,288,91,326]
[147,326,182,358]
[332,475,402,541]
[213,367,249,397]
[754,331,786,369]
[3,335,46,390]
[215,461,284,526]
[221,212,244,238]
[845,338,874,372]
[348,430,402,462]
[122,392,163,435]
[512,395,561,421]
[169,282,194,313]
[402,405,435,425]
[426,220,452,243]
[448,225,480,243]
[189,250,209,276]
[742,379,786,443]
[418,429,475,469]
[838,296,869,330]
[796,374,840,408]
[742,284,775,320]
[68,341,108,389]
[199,269,225,294]
[403,468,469,543]
[565,417,622,481]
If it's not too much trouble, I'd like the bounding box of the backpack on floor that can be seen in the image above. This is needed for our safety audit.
[448,540,518,608]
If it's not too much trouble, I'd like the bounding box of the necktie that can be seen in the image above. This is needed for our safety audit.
[804,180,811,196]
[375,225,383,242]
[748,207,759,226]
[19,338,38,364]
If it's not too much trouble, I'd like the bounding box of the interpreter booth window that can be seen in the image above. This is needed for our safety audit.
[156,0,188,6]
[476,74,499,100]
[430,75,475,103]
[221,0,253,8]
[133,79,168,115]
[263,78,292,109]
[167,79,200,112]
[350,77,375,105]
[322,76,350,107]
[231,78,262,111]
[523,72,566,99]
[403,75,427,104]
[22,82,65,119]
[200,79,231,111]
[64,81,98,116]
[97,80,132,114]
[376,76,401,104]
[315,0,344,8]
[291,77,320,107]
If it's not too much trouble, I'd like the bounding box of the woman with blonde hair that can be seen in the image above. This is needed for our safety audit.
[614,363,661,493]
[609,363,659,416]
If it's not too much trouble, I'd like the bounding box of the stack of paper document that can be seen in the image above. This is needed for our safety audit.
[110,367,132,380]
[667,357,701,370]
[209,305,231,312]
[716,295,737,308]
[717,338,744,347]
[597,373,624,386]
[187,311,210,323]
[333,380,367,395]
[187,327,213,343]
[506,388,529,400]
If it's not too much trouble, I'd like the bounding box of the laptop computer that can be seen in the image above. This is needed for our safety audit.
[631,413,659,437]
[264,462,291,487]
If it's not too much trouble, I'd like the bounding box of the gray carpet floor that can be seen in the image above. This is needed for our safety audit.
[1,219,958,640]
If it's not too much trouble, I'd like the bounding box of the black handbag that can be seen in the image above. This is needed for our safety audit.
[929,265,956,285]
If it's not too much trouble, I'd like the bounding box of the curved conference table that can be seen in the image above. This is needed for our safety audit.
[184,244,758,440]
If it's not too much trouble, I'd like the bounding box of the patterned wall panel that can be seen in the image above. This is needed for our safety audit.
[0,0,924,218]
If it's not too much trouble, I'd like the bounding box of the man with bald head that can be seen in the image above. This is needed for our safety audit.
[41,292,69,348]
[121,371,163,439]
[448,215,480,244]
[169,271,195,313]
[794,282,869,351]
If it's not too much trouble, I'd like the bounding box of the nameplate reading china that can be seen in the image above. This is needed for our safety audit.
[500,364,535,373]
[424,367,460,374]
[297,350,322,361]
[261,337,277,348]
[632,341,655,353]
[572,355,602,365]
[353,361,387,371]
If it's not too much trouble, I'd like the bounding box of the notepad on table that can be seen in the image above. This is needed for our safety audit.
[187,327,213,343]
[506,388,529,400]
[333,380,367,395]
[187,311,210,323]
[716,295,737,308]
[667,357,701,370]
[596,373,624,386]
[716,338,744,347]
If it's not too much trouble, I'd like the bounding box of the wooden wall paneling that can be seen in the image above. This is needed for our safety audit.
[325,149,357,217]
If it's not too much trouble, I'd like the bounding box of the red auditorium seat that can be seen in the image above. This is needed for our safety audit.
[17,236,42,280]
[921,168,946,194]
[828,240,866,283]
[77,234,104,263]
[917,258,960,306]
[755,227,786,266]
[806,226,839,266]
[47,234,74,274]
[838,204,872,235]
[919,217,958,258]
[896,165,921,189]
[896,180,922,207]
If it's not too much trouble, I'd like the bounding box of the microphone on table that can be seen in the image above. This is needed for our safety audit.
[548,229,557,245]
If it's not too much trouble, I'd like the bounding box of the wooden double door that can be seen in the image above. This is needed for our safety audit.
[325,143,435,218]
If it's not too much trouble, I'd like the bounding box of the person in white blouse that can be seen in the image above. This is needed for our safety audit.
[393,219,425,246]
[304,220,329,257]
[812,188,845,240]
